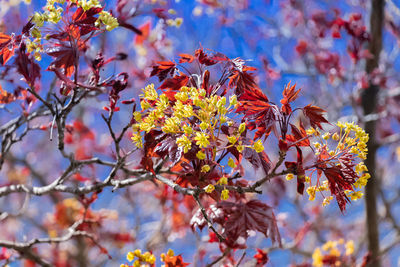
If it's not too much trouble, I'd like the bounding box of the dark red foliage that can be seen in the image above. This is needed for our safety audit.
[178,53,195,63]
[150,61,176,81]
[0,32,18,65]
[47,42,79,77]
[235,83,277,140]
[15,43,41,86]
[159,74,189,92]
[322,166,353,212]
[254,248,269,266]
[72,7,103,36]
[163,254,190,267]
[216,200,281,248]
[243,147,271,175]
[303,104,329,129]
[154,135,183,166]
[105,72,129,111]
[280,82,300,115]
[286,122,310,147]
[229,65,259,97]
[195,48,217,66]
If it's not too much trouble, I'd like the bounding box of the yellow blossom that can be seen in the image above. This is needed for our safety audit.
[196,150,206,160]
[312,248,323,267]
[229,94,237,106]
[201,165,210,173]
[322,196,333,206]
[253,139,264,153]
[345,240,354,255]
[221,189,229,200]
[194,132,210,148]
[127,252,135,262]
[228,158,236,168]
[183,125,193,135]
[285,173,294,181]
[204,184,215,193]
[307,186,316,201]
[176,135,192,153]
[218,176,228,185]
[322,133,330,140]
[332,132,340,141]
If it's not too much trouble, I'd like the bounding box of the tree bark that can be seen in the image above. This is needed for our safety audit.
[362,0,384,266]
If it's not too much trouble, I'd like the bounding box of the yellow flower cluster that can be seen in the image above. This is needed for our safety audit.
[312,239,355,267]
[121,249,156,267]
[31,0,118,51]
[166,18,183,28]
[305,122,369,205]
[96,11,119,31]
[132,84,267,201]
[132,84,262,157]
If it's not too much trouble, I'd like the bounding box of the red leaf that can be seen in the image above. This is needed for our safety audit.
[72,7,103,35]
[0,84,15,104]
[254,249,269,266]
[303,104,329,129]
[243,147,271,175]
[47,44,77,77]
[280,81,300,114]
[195,48,217,66]
[163,254,190,267]
[150,61,176,82]
[178,53,194,63]
[15,43,41,86]
[0,33,15,65]
[135,21,151,45]
[236,84,277,140]
[159,74,189,92]
[286,122,310,146]
[296,40,308,55]
[217,200,281,248]
[154,135,183,166]
[229,66,259,96]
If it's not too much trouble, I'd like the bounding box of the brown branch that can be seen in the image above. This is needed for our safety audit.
[362,0,385,266]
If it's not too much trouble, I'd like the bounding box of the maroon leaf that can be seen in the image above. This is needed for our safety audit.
[303,104,329,129]
[280,82,300,114]
[154,135,183,166]
[150,61,176,82]
[159,74,189,91]
[243,147,271,175]
[72,7,103,35]
[178,53,194,63]
[15,43,41,86]
[47,44,77,77]
[217,200,281,247]
[195,48,217,66]
[229,66,259,97]
[286,122,310,146]
[0,33,16,65]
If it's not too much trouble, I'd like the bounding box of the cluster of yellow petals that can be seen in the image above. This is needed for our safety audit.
[121,249,180,267]
[312,239,355,267]
[29,0,118,61]
[132,85,267,201]
[121,249,156,267]
[291,122,370,206]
